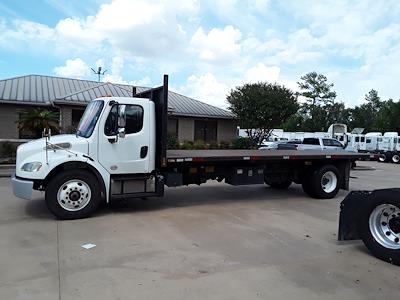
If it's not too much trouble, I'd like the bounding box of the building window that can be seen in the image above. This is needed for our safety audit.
[167,118,178,137]
[194,120,217,143]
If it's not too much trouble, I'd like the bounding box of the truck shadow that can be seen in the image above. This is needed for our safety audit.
[99,183,345,217]
[24,183,346,219]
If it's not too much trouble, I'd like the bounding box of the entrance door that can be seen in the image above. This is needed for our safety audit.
[98,99,150,174]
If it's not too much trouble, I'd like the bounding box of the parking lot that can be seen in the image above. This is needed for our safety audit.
[0,161,399,300]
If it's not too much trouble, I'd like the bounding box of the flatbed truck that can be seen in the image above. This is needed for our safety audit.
[12,75,372,219]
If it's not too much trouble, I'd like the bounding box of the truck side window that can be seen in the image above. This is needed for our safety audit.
[322,139,331,146]
[125,105,144,134]
[104,105,118,136]
[331,140,343,147]
[303,138,319,145]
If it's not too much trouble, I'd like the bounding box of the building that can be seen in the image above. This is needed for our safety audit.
[0,75,237,143]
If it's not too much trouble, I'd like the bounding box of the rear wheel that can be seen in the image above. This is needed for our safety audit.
[359,198,400,265]
[391,153,400,164]
[302,165,340,199]
[45,169,102,220]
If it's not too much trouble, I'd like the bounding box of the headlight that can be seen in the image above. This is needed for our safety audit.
[21,162,42,172]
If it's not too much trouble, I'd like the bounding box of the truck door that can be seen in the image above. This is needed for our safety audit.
[97,99,150,174]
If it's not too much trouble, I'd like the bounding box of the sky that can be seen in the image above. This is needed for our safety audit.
[0,0,399,109]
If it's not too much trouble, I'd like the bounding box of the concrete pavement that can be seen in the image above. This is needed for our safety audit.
[0,161,399,299]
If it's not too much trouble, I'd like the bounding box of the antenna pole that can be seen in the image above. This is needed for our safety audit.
[91,66,107,82]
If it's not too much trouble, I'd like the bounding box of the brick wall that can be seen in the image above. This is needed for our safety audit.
[0,104,21,139]
[60,106,72,133]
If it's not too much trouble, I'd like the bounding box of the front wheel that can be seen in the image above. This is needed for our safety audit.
[378,154,387,162]
[360,198,400,265]
[45,169,102,219]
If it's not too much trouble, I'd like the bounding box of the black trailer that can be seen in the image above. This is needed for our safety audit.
[130,75,373,200]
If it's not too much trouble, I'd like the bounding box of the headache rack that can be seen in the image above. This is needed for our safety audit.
[134,74,169,169]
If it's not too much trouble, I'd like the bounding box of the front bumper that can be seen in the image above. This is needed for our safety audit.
[11,174,34,200]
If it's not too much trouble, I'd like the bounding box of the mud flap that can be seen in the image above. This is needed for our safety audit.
[338,191,373,241]
[338,189,400,241]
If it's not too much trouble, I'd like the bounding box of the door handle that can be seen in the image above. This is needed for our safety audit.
[140,146,148,158]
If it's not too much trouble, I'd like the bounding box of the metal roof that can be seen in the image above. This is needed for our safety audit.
[0,74,235,119]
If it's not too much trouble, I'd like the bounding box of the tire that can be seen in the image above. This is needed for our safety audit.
[265,179,292,189]
[302,165,340,199]
[359,196,400,266]
[378,153,387,163]
[45,169,102,220]
[391,153,400,164]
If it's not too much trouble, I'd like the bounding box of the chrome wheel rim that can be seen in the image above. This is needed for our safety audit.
[57,179,91,211]
[379,154,386,162]
[369,204,400,249]
[320,171,337,193]
[392,155,400,163]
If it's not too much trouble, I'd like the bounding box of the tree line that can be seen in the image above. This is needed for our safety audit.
[227,71,400,146]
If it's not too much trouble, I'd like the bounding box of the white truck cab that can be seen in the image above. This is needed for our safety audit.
[12,96,157,219]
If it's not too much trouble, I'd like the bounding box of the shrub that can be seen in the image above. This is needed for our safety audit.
[167,133,179,149]
[231,137,254,149]
[0,142,17,164]
[218,141,231,149]
[193,140,207,150]
[208,142,219,149]
[179,140,194,150]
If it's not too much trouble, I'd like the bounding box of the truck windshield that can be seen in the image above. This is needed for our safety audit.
[76,100,104,138]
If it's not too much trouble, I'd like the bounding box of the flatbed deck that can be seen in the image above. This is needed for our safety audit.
[166,149,373,163]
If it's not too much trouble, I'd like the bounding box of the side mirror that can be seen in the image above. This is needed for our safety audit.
[118,127,125,138]
[118,105,126,128]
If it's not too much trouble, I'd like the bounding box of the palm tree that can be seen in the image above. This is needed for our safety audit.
[17,109,60,138]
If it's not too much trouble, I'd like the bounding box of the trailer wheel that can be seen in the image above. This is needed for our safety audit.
[302,165,340,199]
[45,169,101,220]
[391,154,400,164]
[359,197,400,266]
[265,179,292,189]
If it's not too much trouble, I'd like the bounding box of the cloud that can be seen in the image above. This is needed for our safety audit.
[179,63,297,109]
[0,0,199,56]
[245,63,280,83]
[180,73,231,109]
[190,26,242,64]
[54,58,90,78]
[102,56,151,86]
[2,0,400,109]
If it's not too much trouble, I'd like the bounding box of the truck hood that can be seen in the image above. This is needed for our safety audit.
[16,134,89,172]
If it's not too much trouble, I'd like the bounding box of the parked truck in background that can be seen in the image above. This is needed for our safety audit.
[12,75,370,219]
